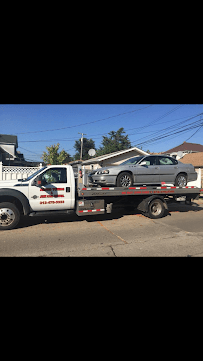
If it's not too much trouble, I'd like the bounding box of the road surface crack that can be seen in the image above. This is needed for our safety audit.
[110,246,117,257]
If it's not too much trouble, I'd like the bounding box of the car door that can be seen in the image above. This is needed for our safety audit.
[29,167,74,211]
[135,156,160,184]
[157,156,178,183]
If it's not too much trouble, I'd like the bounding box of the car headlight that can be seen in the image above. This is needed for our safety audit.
[96,170,109,175]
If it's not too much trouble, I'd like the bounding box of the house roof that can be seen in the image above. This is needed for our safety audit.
[165,142,203,153]
[180,152,203,167]
[0,134,18,147]
[81,146,149,164]
[0,144,17,158]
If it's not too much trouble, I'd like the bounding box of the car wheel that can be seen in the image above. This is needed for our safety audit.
[116,172,133,187]
[0,202,20,230]
[175,173,187,187]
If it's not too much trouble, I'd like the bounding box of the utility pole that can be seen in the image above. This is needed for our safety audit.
[78,133,86,160]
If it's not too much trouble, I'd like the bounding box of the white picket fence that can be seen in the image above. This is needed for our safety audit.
[0,161,43,181]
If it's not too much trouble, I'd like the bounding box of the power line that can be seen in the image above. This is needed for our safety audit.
[132,118,203,149]
[18,146,42,155]
[185,125,203,142]
[18,113,203,150]
[135,122,202,147]
[16,105,154,135]
[79,105,186,140]
[123,105,185,133]
[17,107,203,156]
[185,115,203,141]
[18,105,185,143]
[130,112,203,147]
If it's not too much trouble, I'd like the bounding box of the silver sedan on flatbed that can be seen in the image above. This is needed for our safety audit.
[88,155,197,188]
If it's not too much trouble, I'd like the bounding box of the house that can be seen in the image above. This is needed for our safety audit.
[70,146,149,170]
[164,142,203,159]
[180,152,203,168]
[0,134,18,164]
[179,152,203,187]
[0,134,39,166]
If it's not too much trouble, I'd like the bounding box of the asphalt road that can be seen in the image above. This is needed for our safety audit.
[1,198,203,257]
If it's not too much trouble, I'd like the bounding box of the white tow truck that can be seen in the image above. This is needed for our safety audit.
[0,164,202,230]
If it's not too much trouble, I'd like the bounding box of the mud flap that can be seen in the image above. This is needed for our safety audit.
[137,195,168,213]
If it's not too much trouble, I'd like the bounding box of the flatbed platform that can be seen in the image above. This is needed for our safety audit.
[78,185,203,198]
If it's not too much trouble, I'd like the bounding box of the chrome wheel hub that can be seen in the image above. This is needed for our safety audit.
[177,176,187,187]
[0,208,15,226]
[150,202,162,216]
[120,175,132,187]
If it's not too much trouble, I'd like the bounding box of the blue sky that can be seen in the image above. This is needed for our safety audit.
[1,104,203,162]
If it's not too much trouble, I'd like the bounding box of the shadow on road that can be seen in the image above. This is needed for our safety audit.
[16,208,140,229]
[168,201,203,214]
[15,202,203,230]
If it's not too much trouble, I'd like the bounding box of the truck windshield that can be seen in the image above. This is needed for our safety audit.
[21,167,47,182]
[120,156,144,165]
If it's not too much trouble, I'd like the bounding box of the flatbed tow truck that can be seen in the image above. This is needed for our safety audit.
[0,164,202,230]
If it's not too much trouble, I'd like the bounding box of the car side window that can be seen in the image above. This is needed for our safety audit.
[41,168,67,184]
[143,156,157,166]
[158,157,175,165]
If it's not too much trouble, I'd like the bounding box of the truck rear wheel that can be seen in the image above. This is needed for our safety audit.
[146,199,165,219]
[0,202,20,230]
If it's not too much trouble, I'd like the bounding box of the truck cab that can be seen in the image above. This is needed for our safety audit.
[28,165,75,211]
[0,165,76,229]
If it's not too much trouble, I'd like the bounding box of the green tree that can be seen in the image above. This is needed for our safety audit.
[139,145,150,153]
[42,143,72,165]
[73,137,96,160]
[96,127,131,156]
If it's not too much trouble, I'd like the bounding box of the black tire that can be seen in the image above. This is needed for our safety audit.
[0,202,20,230]
[116,172,133,187]
[175,173,187,187]
[146,199,165,219]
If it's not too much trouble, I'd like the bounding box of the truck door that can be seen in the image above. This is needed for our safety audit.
[29,167,74,211]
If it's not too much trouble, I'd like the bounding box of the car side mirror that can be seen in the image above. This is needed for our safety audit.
[140,161,147,166]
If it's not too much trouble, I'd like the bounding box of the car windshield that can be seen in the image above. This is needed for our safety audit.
[21,167,47,182]
[120,156,144,165]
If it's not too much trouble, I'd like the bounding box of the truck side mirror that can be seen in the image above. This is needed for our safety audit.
[32,176,42,187]
[37,179,42,186]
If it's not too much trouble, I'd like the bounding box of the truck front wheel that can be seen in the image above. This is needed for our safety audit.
[0,202,20,230]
